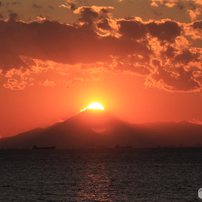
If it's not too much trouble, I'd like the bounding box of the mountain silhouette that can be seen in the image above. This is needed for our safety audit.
[0,110,202,149]
[0,110,138,149]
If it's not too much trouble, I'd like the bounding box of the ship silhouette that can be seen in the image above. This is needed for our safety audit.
[32,145,56,149]
[115,144,132,149]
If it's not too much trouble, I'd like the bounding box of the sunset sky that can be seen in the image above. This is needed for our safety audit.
[0,0,202,137]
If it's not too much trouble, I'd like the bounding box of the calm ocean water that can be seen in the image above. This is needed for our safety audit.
[0,148,202,202]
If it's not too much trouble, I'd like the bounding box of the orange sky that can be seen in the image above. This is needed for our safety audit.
[0,0,202,137]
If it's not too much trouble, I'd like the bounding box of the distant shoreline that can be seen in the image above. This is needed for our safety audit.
[1,146,202,150]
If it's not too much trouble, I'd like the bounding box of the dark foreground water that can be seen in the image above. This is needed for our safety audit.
[0,148,202,202]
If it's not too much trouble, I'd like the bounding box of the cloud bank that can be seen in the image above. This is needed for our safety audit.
[0,6,202,92]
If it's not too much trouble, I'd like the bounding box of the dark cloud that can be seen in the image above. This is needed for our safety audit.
[177,3,184,10]
[118,20,147,40]
[0,18,149,73]
[11,2,20,6]
[147,66,201,92]
[32,3,42,9]
[101,8,108,14]
[76,6,111,27]
[100,36,150,57]
[9,12,18,21]
[152,59,161,67]
[163,46,175,58]
[78,7,99,25]
[193,20,202,29]
[118,19,182,42]
[69,3,76,11]
[175,49,199,64]
[97,18,111,30]
[146,21,182,42]
[0,48,28,73]
[189,2,196,10]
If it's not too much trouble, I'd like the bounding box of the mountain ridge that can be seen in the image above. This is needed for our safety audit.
[0,110,202,149]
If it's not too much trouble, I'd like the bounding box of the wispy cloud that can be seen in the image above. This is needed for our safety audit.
[43,79,55,86]
[3,79,27,90]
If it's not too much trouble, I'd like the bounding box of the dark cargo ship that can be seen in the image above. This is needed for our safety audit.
[115,144,132,149]
[32,145,56,149]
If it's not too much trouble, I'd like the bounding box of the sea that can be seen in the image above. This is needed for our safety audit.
[0,148,202,202]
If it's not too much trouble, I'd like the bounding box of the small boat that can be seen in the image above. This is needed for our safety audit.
[32,145,56,149]
[115,144,132,149]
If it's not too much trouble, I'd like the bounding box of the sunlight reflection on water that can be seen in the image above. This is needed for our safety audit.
[0,148,201,201]
[77,162,114,201]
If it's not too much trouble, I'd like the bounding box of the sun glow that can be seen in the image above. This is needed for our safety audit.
[87,102,104,110]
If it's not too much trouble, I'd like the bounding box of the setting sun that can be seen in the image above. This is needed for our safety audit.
[87,102,104,110]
